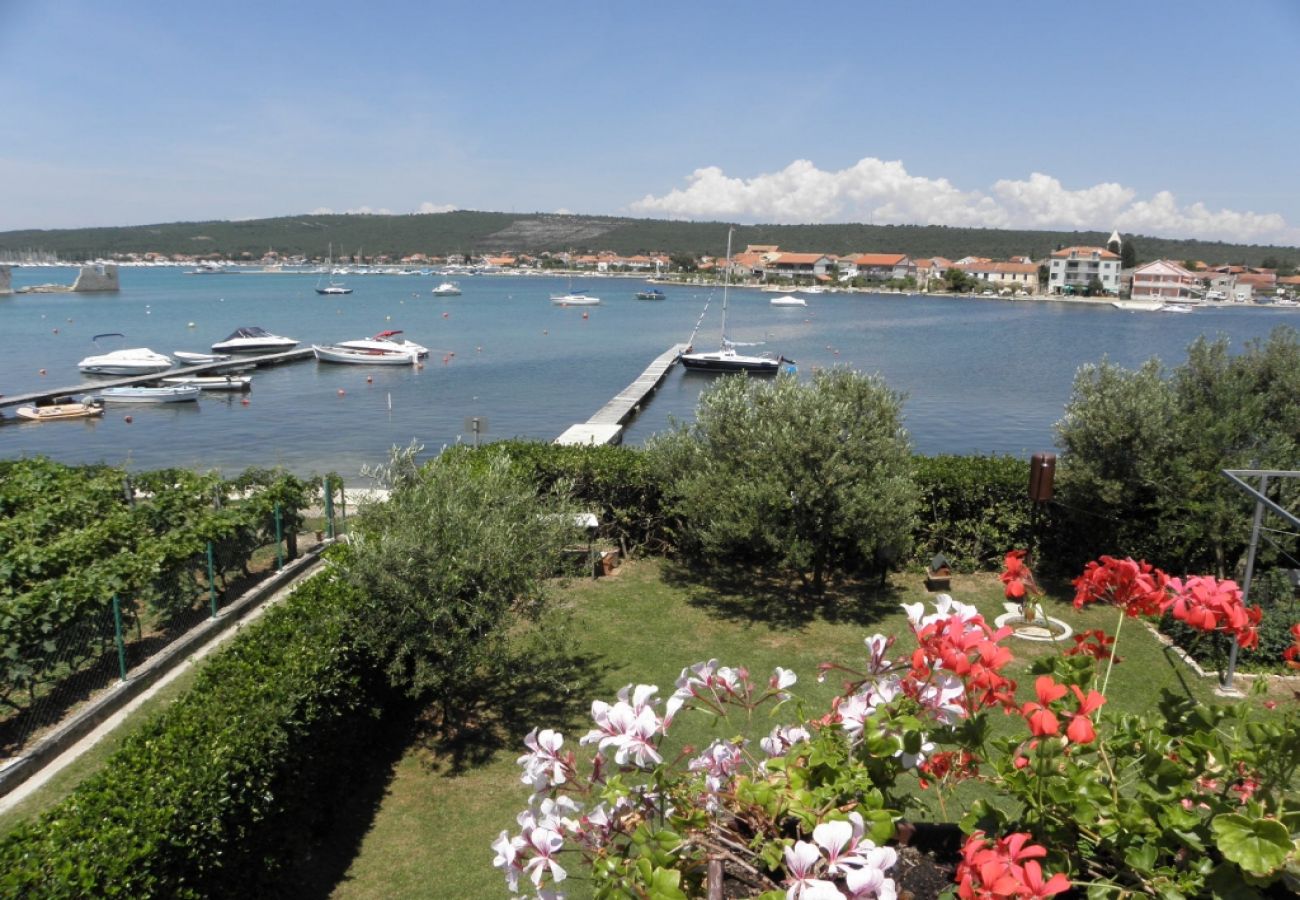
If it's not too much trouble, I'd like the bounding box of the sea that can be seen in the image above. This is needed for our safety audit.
[2,266,1296,481]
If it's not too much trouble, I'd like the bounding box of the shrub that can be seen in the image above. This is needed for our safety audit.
[912,455,1031,572]
[0,570,381,898]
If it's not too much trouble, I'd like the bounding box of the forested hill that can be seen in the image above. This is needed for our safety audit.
[1,211,1296,267]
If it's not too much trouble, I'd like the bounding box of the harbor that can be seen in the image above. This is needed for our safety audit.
[1,266,1296,476]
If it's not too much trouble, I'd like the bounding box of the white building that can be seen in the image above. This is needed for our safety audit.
[1048,246,1122,295]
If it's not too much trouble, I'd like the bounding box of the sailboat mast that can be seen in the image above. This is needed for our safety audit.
[720,227,733,343]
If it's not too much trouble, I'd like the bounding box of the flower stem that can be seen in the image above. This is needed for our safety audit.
[1100,609,1125,698]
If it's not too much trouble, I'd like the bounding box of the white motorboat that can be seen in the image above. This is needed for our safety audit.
[681,229,791,374]
[98,385,201,404]
[161,374,253,391]
[211,326,299,353]
[550,291,601,306]
[312,344,419,365]
[316,282,353,295]
[1157,303,1194,313]
[1110,300,1163,312]
[78,334,174,375]
[335,330,429,358]
[174,350,232,364]
[770,295,807,307]
[432,281,462,296]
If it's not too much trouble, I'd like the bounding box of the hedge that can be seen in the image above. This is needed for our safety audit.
[0,569,382,898]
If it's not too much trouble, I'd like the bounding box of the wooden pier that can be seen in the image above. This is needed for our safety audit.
[555,343,688,446]
[0,348,314,412]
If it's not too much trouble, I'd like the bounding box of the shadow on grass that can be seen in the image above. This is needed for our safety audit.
[661,558,906,630]
[414,642,609,778]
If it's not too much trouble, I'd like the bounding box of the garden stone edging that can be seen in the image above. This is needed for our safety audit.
[1142,619,1300,693]
[0,542,331,800]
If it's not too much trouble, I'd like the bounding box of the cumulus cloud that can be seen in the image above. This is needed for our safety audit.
[308,205,395,215]
[417,201,458,214]
[631,158,1298,244]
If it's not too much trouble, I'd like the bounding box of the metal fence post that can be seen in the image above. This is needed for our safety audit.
[1223,476,1269,693]
[324,476,335,539]
[207,541,218,618]
[274,503,284,571]
[112,594,128,682]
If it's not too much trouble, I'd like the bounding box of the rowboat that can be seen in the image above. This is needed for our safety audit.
[15,400,105,421]
[98,385,201,404]
[161,374,253,391]
[173,350,232,364]
[312,344,419,365]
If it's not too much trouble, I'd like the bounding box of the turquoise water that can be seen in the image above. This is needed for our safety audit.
[2,267,1296,477]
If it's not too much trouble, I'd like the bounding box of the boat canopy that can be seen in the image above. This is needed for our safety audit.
[221,326,275,340]
[372,330,403,338]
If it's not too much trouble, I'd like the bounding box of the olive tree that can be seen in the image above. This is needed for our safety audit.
[341,445,579,704]
[649,369,919,592]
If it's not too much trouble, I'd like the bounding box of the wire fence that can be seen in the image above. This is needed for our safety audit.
[0,479,348,761]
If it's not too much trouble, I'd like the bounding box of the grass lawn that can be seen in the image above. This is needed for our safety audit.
[325,558,1250,899]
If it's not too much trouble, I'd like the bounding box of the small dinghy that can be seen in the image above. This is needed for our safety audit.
[312,344,419,365]
[98,385,201,404]
[161,374,252,391]
[174,350,232,364]
[15,399,104,421]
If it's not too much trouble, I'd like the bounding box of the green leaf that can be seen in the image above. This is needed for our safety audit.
[1211,814,1292,877]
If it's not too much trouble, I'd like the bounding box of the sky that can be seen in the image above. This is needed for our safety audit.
[3,0,1300,246]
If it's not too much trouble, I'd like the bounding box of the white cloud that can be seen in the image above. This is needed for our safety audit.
[417,201,458,214]
[630,158,1299,244]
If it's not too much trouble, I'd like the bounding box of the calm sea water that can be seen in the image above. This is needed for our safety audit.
[2,267,1296,479]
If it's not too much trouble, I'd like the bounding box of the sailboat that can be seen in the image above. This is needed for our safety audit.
[315,243,353,295]
[680,228,790,373]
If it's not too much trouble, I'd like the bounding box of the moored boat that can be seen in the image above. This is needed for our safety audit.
[78,334,174,375]
[432,281,462,296]
[770,295,807,307]
[211,327,299,353]
[335,330,429,358]
[15,400,104,421]
[312,344,419,365]
[161,374,253,391]
[550,291,601,306]
[635,288,667,301]
[98,385,201,404]
[174,350,232,364]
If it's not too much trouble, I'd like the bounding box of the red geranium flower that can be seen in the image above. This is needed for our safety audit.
[1072,555,1170,617]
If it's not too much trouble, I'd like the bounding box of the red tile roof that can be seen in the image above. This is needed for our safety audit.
[1051,246,1119,259]
[853,253,908,266]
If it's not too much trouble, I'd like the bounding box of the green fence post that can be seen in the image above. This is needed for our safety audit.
[274,503,284,571]
[112,594,128,682]
[207,541,218,618]
[324,476,335,539]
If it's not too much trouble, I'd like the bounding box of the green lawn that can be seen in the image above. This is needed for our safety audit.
[326,558,1244,899]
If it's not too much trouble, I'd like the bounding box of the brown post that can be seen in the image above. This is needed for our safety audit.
[1029,453,1056,502]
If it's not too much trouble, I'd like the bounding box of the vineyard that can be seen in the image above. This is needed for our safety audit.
[0,458,326,757]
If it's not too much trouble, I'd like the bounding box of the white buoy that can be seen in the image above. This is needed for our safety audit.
[387,392,392,410]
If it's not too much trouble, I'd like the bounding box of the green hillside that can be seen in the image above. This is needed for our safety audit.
[1,211,1296,267]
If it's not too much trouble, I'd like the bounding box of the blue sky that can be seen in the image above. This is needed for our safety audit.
[3,0,1299,245]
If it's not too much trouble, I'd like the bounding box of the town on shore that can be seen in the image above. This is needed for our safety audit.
[3,229,1298,306]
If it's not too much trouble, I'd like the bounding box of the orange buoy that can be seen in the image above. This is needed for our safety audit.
[241,397,250,406]
[442,312,449,318]
[124,415,133,423]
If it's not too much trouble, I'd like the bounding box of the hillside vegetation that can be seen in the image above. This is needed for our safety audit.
[2,211,1297,266]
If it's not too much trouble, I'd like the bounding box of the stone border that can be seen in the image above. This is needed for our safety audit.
[0,543,329,799]
[1142,620,1300,695]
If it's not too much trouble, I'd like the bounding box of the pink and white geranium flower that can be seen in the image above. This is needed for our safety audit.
[783,840,844,899]
[518,727,568,793]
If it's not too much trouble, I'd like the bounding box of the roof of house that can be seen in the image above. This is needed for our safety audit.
[853,253,908,266]
[771,252,830,265]
[1051,246,1120,259]
[745,245,779,253]
[959,261,1038,275]
[1277,275,1300,285]
[1133,259,1197,278]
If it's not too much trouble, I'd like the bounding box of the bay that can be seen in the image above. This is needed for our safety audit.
[1,266,1295,478]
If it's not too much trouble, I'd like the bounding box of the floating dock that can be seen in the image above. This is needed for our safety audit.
[555,343,687,446]
[0,348,314,412]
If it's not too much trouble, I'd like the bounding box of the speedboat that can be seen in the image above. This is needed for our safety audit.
[211,326,299,353]
[98,385,201,403]
[312,344,419,365]
[550,291,601,306]
[1157,304,1194,313]
[78,334,174,375]
[635,288,666,300]
[335,330,429,358]
[315,282,353,295]
[432,281,462,296]
[15,399,104,421]
[770,295,807,307]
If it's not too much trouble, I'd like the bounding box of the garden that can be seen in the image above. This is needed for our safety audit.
[0,327,1297,899]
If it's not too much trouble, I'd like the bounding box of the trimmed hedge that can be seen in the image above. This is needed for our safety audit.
[0,569,382,898]
[911,454,1033,572]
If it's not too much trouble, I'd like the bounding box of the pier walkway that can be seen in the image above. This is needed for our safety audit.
[0,348,314,412]
[555,343,687,446]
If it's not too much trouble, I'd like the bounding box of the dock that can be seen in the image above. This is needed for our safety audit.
[555,343,687,446]
[0,348,314,412]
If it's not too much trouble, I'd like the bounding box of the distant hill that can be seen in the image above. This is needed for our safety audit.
[1,211,1296,267]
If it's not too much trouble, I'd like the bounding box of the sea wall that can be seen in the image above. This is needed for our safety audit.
[72,263,120,292]
[0,265,11,295]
